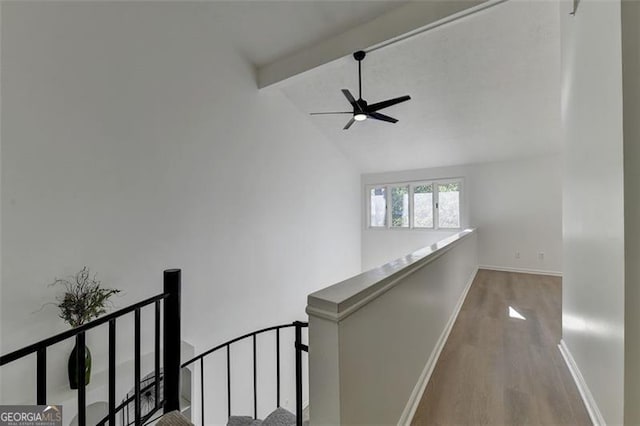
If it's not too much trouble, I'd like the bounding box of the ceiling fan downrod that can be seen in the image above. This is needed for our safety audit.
[354,50,366,100]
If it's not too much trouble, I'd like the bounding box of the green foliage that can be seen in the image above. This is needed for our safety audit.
[51,267,120,328]
[438,182,460,192]
[391,186,408,227]
[414,184,433,194]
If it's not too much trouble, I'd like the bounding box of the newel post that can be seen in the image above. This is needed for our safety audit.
[163,268,181,414]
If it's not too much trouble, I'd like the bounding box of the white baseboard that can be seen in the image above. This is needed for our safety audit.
[558,339,605,425]
[479,265,562,277]
[397,266,479,425]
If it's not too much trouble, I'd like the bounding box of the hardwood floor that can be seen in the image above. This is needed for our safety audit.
[411,269,591,425]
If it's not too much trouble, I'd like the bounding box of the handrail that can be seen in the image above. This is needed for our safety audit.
[0,293,168,366]
[181,321,308,368]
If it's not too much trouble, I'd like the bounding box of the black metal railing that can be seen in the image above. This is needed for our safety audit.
[0,268,182,426]
[98,374,166,426]
[181,321,309,426]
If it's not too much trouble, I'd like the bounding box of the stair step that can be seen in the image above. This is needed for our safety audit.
[228,407,298,426]
[157,410,194,425]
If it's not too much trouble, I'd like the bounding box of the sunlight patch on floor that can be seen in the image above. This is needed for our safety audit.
[509,306,526,320]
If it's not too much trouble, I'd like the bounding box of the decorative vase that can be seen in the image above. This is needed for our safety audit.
[68,343,91,389]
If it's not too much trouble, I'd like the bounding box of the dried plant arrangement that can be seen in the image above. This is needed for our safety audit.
[50,266,120,327]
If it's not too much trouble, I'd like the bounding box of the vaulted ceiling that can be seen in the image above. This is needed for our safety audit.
[276,0,561,173]
[213,1,560,174]
[212,1,407,67]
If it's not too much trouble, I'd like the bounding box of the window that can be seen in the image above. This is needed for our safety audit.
[437,182,461,228]
[390,185,409,228]
[413,184,433,228]
[367,179,463,230]
[370,187,387,227]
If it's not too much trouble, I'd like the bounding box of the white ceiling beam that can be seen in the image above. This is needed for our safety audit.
[257,0,493,89]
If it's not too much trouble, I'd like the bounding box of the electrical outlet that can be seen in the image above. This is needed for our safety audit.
[538,252,545,261]
[515,252,520,259]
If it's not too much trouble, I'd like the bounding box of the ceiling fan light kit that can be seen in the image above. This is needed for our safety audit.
[310,50,411,130]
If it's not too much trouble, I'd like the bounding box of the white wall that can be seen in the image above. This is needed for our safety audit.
[362,155,562,274]
[0,2,361,416]
[623,0,640,423]
[560,0,625,423]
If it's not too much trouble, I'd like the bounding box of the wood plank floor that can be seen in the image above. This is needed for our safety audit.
[411,269,591,425]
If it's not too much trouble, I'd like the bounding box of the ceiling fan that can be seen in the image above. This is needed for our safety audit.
[310,50,411,130]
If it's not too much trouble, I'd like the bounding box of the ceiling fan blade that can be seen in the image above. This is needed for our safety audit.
[341,89,361,110]
[368,112,398,123]
[343,117,356,130]
[368,95,411,112]
[310,112,352,115]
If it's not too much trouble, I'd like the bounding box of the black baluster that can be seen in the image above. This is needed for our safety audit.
[36,348,46,405]
[295,323,302,426]
[77,332,87,426]
[134,308,141,425]
[276,328,280,407]
[200,358,205,426]
[253,334,257,419]
[227,345,231,418]
[155,300,161,409]
[108,320,116,426]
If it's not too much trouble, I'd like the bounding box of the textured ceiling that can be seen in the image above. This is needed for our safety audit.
[213,1,407,67]
[279,0,561,173]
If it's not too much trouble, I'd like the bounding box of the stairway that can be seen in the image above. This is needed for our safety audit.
[156,407,308,426]
[157,411,193,425]
[228,407,302,426]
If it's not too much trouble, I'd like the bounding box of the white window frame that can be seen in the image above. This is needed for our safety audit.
[433,178,464,230]
[411,181,435,229]
[366,178,463,231]
[368,186,388,228]
[389,184,410,229]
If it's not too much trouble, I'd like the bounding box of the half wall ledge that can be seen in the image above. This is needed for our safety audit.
[306,228,476,322]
